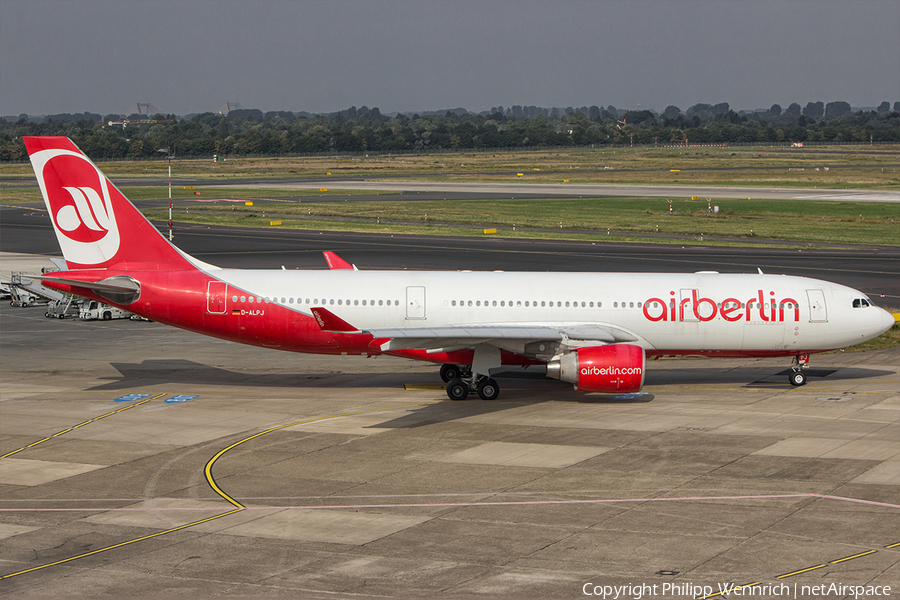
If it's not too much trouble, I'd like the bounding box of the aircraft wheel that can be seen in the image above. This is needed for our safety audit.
[477,378,500,401]
[789,371,807,386]
[440,364,463,383]
[446,378,469,401]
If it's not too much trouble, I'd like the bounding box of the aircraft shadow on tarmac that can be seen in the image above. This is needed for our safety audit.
[90,358,892,396]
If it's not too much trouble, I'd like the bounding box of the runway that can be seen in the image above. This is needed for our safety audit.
[1,203,899,598]
[9,172,898,202]
[217,180,900,203]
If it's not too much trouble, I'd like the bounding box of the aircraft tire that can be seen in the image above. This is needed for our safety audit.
[477,378,500,401]
[440,364,462,383]
[446,379,469,401]
[790,371,807,386]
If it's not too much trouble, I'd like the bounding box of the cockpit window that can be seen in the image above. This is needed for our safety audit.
[852,298,871,308]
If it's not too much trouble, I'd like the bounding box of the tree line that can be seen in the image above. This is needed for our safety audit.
[1,101,898,162]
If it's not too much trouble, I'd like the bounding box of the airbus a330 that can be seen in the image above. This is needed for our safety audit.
[24,137,895,400]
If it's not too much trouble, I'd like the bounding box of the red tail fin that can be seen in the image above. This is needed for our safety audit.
[24,136,190,271]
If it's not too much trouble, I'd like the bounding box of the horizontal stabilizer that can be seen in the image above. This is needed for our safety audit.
[35,275,139,294]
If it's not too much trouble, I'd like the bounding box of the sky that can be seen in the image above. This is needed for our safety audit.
[1,0,898,117]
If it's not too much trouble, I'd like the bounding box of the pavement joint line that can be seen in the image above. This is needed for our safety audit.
[0,393,167,459]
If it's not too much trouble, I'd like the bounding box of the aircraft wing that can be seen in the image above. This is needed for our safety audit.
[364,324,637,351]
[310,307,636,352]
[365,326,566,351]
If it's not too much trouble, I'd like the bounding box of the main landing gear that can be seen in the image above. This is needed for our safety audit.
[789,353,810,386]
[442,364,500,401]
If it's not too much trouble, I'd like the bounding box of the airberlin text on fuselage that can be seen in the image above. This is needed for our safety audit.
[581,366,643,376]
[643,290,801,323]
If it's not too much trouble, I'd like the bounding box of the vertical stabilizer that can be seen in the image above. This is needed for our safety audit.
[24,136,190,270]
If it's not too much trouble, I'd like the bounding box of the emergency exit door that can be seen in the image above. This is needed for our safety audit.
[406,286,426,319]
[207,281,227,314]
[807,289,827,322]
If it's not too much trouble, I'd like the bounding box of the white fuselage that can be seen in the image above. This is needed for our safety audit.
[213,269,892,355]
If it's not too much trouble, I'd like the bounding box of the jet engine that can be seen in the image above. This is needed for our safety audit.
[546,344,645,393]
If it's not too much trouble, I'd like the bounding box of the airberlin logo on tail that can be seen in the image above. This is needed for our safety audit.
[56,186,113,238]
[29,149,120,266]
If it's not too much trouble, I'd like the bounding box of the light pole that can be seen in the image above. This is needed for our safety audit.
[157,145,174,240]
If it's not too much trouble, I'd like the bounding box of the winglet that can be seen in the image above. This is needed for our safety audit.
[310,307,360,333]
[323,251,357,270]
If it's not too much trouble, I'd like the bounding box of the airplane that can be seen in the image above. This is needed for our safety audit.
[23,136,896,401]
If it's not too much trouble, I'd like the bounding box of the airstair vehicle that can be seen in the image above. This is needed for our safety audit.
[8,272,51,308]
[8,270,80,318]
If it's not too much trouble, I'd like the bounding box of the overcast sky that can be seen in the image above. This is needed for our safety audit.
[1,0,898,117]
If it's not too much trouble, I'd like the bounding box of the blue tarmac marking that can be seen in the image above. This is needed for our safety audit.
[114,393,152,403]
[164,395,199,404]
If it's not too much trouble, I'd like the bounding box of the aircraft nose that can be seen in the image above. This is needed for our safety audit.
[880,308,898,334]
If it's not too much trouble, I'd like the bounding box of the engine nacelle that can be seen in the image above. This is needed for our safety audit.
[546,344,645,393]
